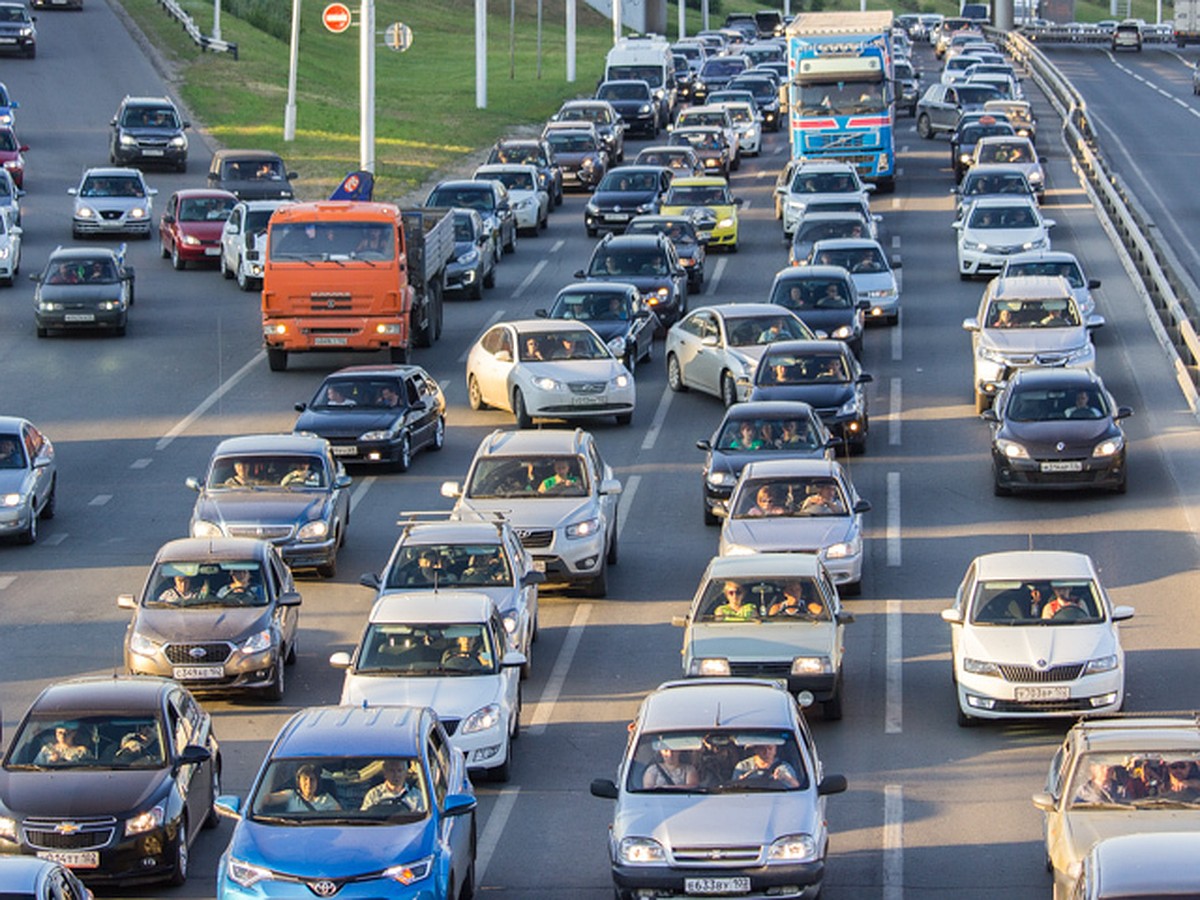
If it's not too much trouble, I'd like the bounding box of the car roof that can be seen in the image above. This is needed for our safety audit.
[212,433,331,455]
[968,196,1039,210]
[988,274,1073,301]
[31,676,178,714]
[811,238,885,252]
[598,233,668,249]
[971,550,1096,580]
[640,678,797,731]
[602,165,670,178]
[773,265,857,285]
[1005,249,1080,265]
[172,188,238,200]
[719,399,819,421]
[153,536,276,564]
[1087,832,1200,893]
[1069,715,1200,752]
[0,415,32,432]
[45,246,121,262]
[323,364,427,378]
[80,166,144,179]
[559,280,638,294]
[760,338,850,355]
[434,179,494,191]
[977,134,1035,148]
[122,95,178,107]
[476,163,539,175]
[474,428,590,457]
[703,553,825,580]
[271,705,429,758]
[504,317,605,335]
[394,519,511,544]
[0,856,71,890]
[369,591,496,624]
[741,457,843,479]
[698,302,795,318]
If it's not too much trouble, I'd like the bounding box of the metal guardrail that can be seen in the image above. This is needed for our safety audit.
[1013,24,1173,46]
[992,27,1200,405]
[156,0,239,59]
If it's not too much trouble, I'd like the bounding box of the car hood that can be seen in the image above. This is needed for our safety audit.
[615,791,819,847]
[722,516,854,552]
[0,769,166,818]
[75,197,146,212]
[340,672,504,713]
[133,605,273,644]
[0,469,30,494]
[554,151,598,166]
[194,490,326,527]
[749,383,854,408]
[963,225,1045,245]
[960,622,1114,665]
[1001,418,1114,451]
[230,818,432,879]
[606,98,653,115]
[453,239,477,257]
[591,273,674,293]
[455,496,595,531]
[293,408,400,439]
[522,358,624,381]
[1059,810,1200,871]
[978,327,1088,354]
[592,189,659,209]
[175,221,227,241]
[37,283,124,304]
[690,621,835,660]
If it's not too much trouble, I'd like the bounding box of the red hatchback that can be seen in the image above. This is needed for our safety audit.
[159,188,237,270]
[0,126,27,188]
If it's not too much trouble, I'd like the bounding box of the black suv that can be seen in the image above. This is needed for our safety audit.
[575,232,688,328]
[109,96,189,171]
[207,149,297,200]
[0,3,35,58]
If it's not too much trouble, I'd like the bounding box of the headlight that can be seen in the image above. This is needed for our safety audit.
[688,657,731,676]
[1063,344,1093,363]
[0,817,15,842]
[996,438,1029,459]
[1028,170,1043,183]
[1093,436,1123,458]
[532,375,562,391]
[831,324,853,339]
[979,347,1008,365]
[717,217,734,228]
[129,207,148,220]
[191,520,223,538]
[825,538,858,559]
[837,396,861,417]
[959,153,972,164]
[75,206,97,220]
[566,517,601,539]
[129,632,161,658]
[384,856,433,885]
[297,520,330,541]
[791,656,832,675]
[581,157,595,169]
[227,857,271,888]
[359,428,398,441]
[1023,238,1047,250]
[962,238,984,251]
[169,135,188,149]
[707,470,735,487]
[585,202,599,215]
[768,833,818,861]
[240,629,273,655]
[962,657,1001,676]
[618,837,666,865]
[181,233,202,246]
[125,804,164,837]
[36,301,59,312]
[639,104,652,114]
[635,203,654,214]
[119,134,138,147]
[1085,655,1118,674]
[503,615,518,634]
[460,703,501,734]
[655,286,669,298]
[786,199,807,213]
[613,373,631,388]
[98,300,125,311]
[457,248,480,265]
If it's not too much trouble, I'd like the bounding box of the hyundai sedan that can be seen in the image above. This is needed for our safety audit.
[954,196,1054,279]
[67,167,156,239]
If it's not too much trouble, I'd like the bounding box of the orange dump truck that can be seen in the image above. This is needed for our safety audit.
[261,201,454,371]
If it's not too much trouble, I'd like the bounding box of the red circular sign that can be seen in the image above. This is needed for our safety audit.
[322,2,352,33]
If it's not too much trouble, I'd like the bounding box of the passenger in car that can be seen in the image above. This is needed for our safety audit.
[727,421,764,451]
[158,574,209,603]
[267,763,341,812]
[801,483,845,515]
[745,483,790,517]
[642,739,699,789]
[711,581,758,620]
[34,724,92,765]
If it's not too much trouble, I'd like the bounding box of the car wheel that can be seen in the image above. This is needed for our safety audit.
[459,860,476,900]
[40,479,55,520]
[168,818,189,886]
[606,521,619,565]
[823,680,844,721]
[585,563,608,598]
[236,261,251,291]
[703,501,718,526]
[468,375,486,410]
[431,416,445,451]
[395,433,412,473]
[483,265,496,289]
[176,159,188,174]
[159,240,169,259]
[316,553,338,579]
[520,637,532,681]
[720,371,737,408]
[18,507,37,544]
[666,353,687,392]
[171,244,186,271]
[204,765,221,829]
[263,660,285,701]
[956,704,977,728]
[35,326,47,338]
[624,348,636,376]
[513,389,532,428]
[917,112,933,139]
[642,337,652,363]
[505,226,517,254]
[469,274,484,300]
[487,736,512,783]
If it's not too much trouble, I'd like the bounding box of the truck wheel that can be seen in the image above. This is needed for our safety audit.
[390,345,411,364]
[267,348,288,372]
[412,307,434,348]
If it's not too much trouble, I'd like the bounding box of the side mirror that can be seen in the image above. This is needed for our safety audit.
[214,795,243,820]
[600,477,623,496]
[734,197,744,207]
[117,594,136,610]
[712,502,728,518]
[1087,278,1101,289]
[161,214,175,225]
[185,476,202,492]
[1031,792,1056,812]
[335,473,352,489]
[1112,605,1135,622]
[574,269,586,279]
[817,774,848,795]
[940,608,963,624]
[1114,405,1133,420]
[892,258,902,269]
[174,744,211,771]
[329,651,352,669]
[286,171,299,181]
[278,591,302,607]
[962,318,980,332]
[701,334,720,347]
[696,438,712,451]
[502,651,527,669]
[441,481,462,499]
[1086,314,1106,330]
[444,793,477,817]
[534,308,549,318]
[835,611,855,624]
[952,221,964,230]
[590,778,619,799]
[857,373,874,384]
[853,498,871,514]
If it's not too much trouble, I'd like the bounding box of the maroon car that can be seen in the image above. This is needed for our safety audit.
[159,188,237,270]
[0,126,27,188]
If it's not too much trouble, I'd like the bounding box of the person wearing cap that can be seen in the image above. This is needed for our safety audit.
[642,739,699,789]
[733,741,800,788]
[35,723,91,764]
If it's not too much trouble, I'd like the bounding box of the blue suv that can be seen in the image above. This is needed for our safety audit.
[215,705,476,899]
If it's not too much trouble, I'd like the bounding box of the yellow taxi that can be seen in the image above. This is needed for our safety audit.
[659,175,742,251]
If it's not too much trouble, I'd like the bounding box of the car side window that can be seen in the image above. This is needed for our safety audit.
[427,733,449,807]
[168,694,193,754]
[23,425,39,461]
[480,326,506,355]
[404,377,421,407]
[267,554,285,599]
[1048,743,1070,798]
[585,443,604,487]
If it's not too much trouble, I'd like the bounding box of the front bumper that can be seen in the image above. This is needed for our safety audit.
[0,502,33,536]
[218,865,446,899]
[526,529,608,585]
[958,247,1027,276]
[585,208,636,233]
[612,860,825,899]
[173,239,223,263]
[449,721,510,772]
[0,820,184,886]
[562,165,604,190]
[35,306,127,332]
[112,145,187,168]
[956,669,1123,719]
[128,646,283,694]
[73,214,152,236]
[993,448,1125,491]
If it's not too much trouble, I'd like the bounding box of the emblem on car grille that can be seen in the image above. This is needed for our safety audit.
[514,529,532,539]
[1056,442,1066,451]
[307,880,340,897]
[54,822,80,835]
[1036,658,1048,669]
[189,647,208,659]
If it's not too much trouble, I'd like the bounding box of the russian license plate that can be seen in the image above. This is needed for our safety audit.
[531,559,547,572]
[142,149,164,156]
[64,314,95,322]
[1015,686,1070,702]
[572,395,604,406]
[37,851,99,868]
[685,877,751,895]
[173,665,225,681]
[0,38,15,44]
[1040,460,1083,473]
[331,445,358,457]
[313,336,348,346]
[604,214,628,222]
[204,247,221,256]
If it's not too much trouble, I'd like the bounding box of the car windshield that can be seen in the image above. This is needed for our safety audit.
[671,130,722,151]
[269,221,395,261]
[80,175,144,198]
[0,130,16,152]
[0,433,26,468]
[492,144,543,166]
[178,196,236,222]
[732,476,849,518]
[798,80,885,116]
[962,173,1030,196]
[606,68,662,89]
[790,172,860,194]
[589,248,668,277]
[812,247,887,273]
[354,622,496,676]
[961,124,1014,143]
[680,111,727,130]
[559,105,609,124]
[977,141,1033,164]
[551,290,632,321]
[970,578,1103,624]
[627,729,808,793]
[384,543,512,589]
[207,455,328,489]
[44,257,117,285]
[1005,387,1109,421]
[696,577,830,622]
[664,184,730,206]
[466,455,589,498]
[245,209,275,233]
[806,200,868,217]
[249,756,430,822]
[773,277,854,311]
[1065,752,1200,810]
[957,85,1002,105]
[5,714,166,770]
[224,158,284,181]
[985,298,1079,328]
[725,314,810,347]
[0,6,27,22]
[700,58,746,78]
[758,352,850,385]
[1007,260,1084,288]
[546,132,596,153]
[638,151,692,171]
[518,328,608,361]
[123,107,179,129]
[598,171,661,192]
[312,379,408,409]
[715,417,824,453]
[967,205,1037,229]
[796,219,868,247]
[144,560,269,608]
[479,170,535,192]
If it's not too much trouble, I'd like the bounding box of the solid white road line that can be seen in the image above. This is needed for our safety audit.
[528,603,591,736]
[475,786,520,887]
[707,256,729,295]
[883,784,904,900]
[889,378,902,446]
[512,259,547,299]
[459,309,507,363]
[349,475,376,512]
[617,475,641,539]
[89,495,111,506]
[886,599,903,735]
[886,471,901,566]
[157,351,265,450]
[641,386,675,451]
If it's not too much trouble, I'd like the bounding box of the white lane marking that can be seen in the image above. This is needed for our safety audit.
[89,495,112,506]
[157,351,265,450]
[475,786,520,887]
[550,239,565,253]
[891,235,901,250]
[349,475,376,512]
[742,199,752,211]
[511,259,547,299]
[886,472,901,566]
[130,459,152,469]
[458,309,507,363]
[706,256,729,295]
[43,533,68,546]
[0,576,15,590]
[886,599,903,735]
[889,377,902,446]
[641,386,675,451]
[896,166,905,177]
[756,169,770,179]
[773,142,785,155]
[891,317,902,362]
[617,475,640,540]
[900,144,909,153]
[891,197,901,209]
[883,784,904,900]
[1175,95,1190,107]
[528,603,591,735]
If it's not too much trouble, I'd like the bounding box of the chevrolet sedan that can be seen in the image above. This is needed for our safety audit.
[158,188,237,270]
[0,416,54,545]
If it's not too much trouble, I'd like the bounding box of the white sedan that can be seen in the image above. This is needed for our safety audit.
[466,318,635,427]
[941,550,1133,727]
[953,196,1054,279]
[474,163,549,234]
[0,210,19,285]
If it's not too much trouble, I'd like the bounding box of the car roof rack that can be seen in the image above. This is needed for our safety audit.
[396,509,509,535]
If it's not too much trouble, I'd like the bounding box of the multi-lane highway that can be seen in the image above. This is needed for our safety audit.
[5,7,1200,898]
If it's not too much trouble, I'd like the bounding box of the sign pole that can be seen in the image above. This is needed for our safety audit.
[284,0,302,141]
[475,0,487,108]
[566,0,575,82]
[360,0,375,172]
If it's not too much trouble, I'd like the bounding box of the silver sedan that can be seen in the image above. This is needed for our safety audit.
[0,416,56,544]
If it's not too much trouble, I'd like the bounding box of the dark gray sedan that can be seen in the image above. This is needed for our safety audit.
[32,246,133,337]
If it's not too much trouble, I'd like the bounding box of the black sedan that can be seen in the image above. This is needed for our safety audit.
[293,364,446,471]
[32,247,133,338]
[575,232,688,329]
[950,116,1014,181]
[696,400,835,524]
[626,214,707,289]
[767,265,867,357]
[748,339,873,454]
[983,368,1131,495]
[0,676,219,887]
[536,281,656,373]
[584,165,672,237]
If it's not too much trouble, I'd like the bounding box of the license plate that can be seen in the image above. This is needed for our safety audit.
[142,149,164,157]
[531,559,546,572]
[0,38,15,44]
[1015,686,1070,702]
[204,247,221,256]
[1040,461,1083,473]
[313,336,348,346]
[172,665,225,681]
[64,314,95,322]
[603,214,628,222]
[685,877,751,895]
[331,445,358,457]
[572,395,605,406]
[37,851,99,868]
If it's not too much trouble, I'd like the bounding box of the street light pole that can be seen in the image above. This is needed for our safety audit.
[360,0,375,171]
[476,0,487,108]
[284,0,301,141]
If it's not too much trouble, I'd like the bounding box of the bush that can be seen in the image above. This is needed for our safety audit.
[685,0,723,12]
[222,0,291,42]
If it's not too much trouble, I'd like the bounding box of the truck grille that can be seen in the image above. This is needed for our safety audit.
[23,817,116,851]
[308,292,353,311]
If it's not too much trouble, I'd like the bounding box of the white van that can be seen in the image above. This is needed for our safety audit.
[604,35,677,127]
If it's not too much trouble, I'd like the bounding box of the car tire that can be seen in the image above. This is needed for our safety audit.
[35,326,47,338]
[220,255,233,279]
[917,112,933,139]
[317,553,338,579]
[483,266,496,289]
[236,263,253,291]
[159,240,169,259]
[267,348,288,372]
[505,226,517,254]
[40,479,56,520]
[585,563,608,598]
[263,660,285,701]
[204,765,221,829]
[956,704,977,728]
[168,818,189,886]
[666,353,687,392]
[431,416,445,451]
[468,375,486,411]
[586,226,597,238]
[18,507,37,544]
[171,244,186,271]
[520,639,532,681]
[624,348,636,377]
[513,390,532,429]
[469,275,484,300]
[606,522,618,565]
[616,412,633,426]
[176,159,188,174]
[642,337,652,364]
[114,323,126,337]
[395,434,412,473]
[487,736,512,783]
[720,371,737,408]
[285,635,298,665]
